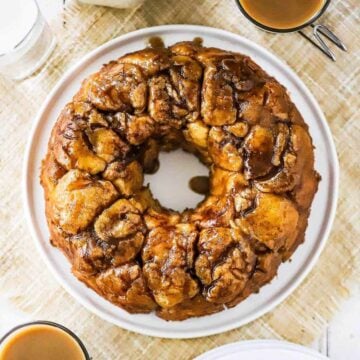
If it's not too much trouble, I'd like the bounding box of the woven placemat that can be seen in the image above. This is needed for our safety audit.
[0,0,359,358]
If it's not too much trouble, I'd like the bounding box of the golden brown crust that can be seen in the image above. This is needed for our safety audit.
[40,41,319,320]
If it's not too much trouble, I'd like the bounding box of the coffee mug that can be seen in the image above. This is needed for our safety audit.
[235,0,346,61]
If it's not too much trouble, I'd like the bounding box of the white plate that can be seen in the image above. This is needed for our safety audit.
[23,25,339,338]
[195,340,329,359]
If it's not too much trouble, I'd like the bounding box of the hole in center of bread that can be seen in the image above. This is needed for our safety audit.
[144,149,209,212]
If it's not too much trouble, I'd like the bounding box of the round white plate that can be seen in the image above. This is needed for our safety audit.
[195,340,329,359]
[23,25,339,338]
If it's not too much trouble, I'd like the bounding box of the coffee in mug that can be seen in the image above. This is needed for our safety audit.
[0,322,89,360]
[238,0,326,30]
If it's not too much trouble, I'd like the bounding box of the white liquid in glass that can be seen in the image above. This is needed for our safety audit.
[0,0,38,54]
[0,0,55,79]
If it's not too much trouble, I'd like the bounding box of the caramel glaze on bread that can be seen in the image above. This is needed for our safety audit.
[41,40,320,320]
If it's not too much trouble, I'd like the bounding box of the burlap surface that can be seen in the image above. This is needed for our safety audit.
[0,0,359,358]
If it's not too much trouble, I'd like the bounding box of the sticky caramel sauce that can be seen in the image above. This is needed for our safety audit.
[148,36,165,49]
[189,176,210,195]
[192,37,203,46]
[0,324,85,360]
[239,0,325,30]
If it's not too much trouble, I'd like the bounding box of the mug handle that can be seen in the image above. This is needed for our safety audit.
[298,24,347,61]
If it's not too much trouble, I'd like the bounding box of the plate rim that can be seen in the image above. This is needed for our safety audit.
[22,24,339,338]
[194,339,329,359]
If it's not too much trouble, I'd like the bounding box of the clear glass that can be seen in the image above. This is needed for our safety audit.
[0,0,56,80]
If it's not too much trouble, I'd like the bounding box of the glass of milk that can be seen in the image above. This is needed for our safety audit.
[0,0,56,80]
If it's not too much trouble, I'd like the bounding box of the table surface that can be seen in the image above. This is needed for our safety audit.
[1,0,358,358]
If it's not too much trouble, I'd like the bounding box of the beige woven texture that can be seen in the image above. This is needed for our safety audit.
[0,0,359,358]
